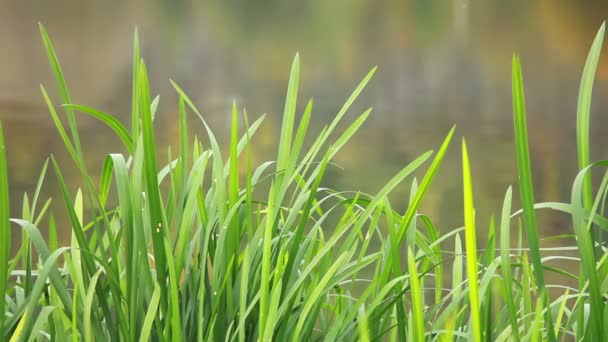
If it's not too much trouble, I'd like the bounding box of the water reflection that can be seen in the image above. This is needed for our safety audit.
[1,0,607,245]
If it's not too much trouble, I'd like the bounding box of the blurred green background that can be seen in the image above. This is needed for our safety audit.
[1,0,607,241]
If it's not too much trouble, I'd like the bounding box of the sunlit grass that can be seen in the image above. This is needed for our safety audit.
[1,22,607,341]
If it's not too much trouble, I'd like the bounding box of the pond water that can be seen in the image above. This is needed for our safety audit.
[1,0,608,245]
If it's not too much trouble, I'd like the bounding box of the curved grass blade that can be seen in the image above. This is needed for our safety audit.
[15,247,70,341]
[62,104,134,153]
[571,161,606,339]
[576,22,605,210]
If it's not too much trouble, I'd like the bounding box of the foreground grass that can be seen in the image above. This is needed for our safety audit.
[1,22,607,341]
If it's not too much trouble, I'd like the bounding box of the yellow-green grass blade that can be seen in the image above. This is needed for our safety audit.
[482,216,495,342]
[259,181,276,338]
[14,246,70,341]
[408,247,425,342]
[276,53,300,187]
[511,54,555,341]
[0,123,9,338]
[530,298,544,342]
[571,161,606,339]
[8,306,27,342]
[452,233,463,308]
[358,306,371,342]
[139,281,161,342]
[440,315,456,342]
[462,138,481,342]
[499,186,520,342]
[397,125,455,244]
[554,290,570,338]
[576,22,605,210]
[30,158,49,221]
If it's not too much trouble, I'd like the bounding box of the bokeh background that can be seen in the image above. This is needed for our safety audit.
[1,0,608,244]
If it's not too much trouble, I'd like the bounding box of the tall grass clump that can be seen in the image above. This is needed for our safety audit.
[1,21,607,341]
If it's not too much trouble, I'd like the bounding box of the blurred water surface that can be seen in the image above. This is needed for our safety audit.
[1,0,608,243]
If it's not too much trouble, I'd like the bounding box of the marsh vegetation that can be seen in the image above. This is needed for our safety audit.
[1,22,608,341]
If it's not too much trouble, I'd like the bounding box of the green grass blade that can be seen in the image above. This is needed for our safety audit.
[462,138,481,342]
[163,238,183,341]
[84,269,105,342]
[178,95,188,198]
[62,104,134,153]
[16,246,71,341]
[571,162,605,339]
[407,247,425,342]
[397,125,455,243]
[10,219,74,319]
[576,22,605,210]
[138,60,168,308]
[276,53,300,188]
[0,123,9,339]
[238,246,250,342]
[41,86,79,164]
[297,66,376,171]
[132,29,141,139]
[530,299,544,342]
[29,307,56,342]
[292,252,349,341]
[499,186,520,342]
[287,98,313,173]
[139,282,161,342]
[39,23,83,161]
[511,54,555,341]
[358,306,371,342]
[30,158,49,220]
